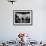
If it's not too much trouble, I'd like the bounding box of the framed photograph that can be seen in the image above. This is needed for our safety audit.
[13,10,32,25]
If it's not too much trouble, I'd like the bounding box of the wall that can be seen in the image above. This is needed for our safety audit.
[0,0,46,42]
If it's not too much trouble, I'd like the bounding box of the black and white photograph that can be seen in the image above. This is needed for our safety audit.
[13,10,32,25]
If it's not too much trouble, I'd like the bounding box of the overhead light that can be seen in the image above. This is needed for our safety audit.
[8,0,16,4]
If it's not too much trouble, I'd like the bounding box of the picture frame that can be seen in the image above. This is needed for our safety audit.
[13,10,33,26]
